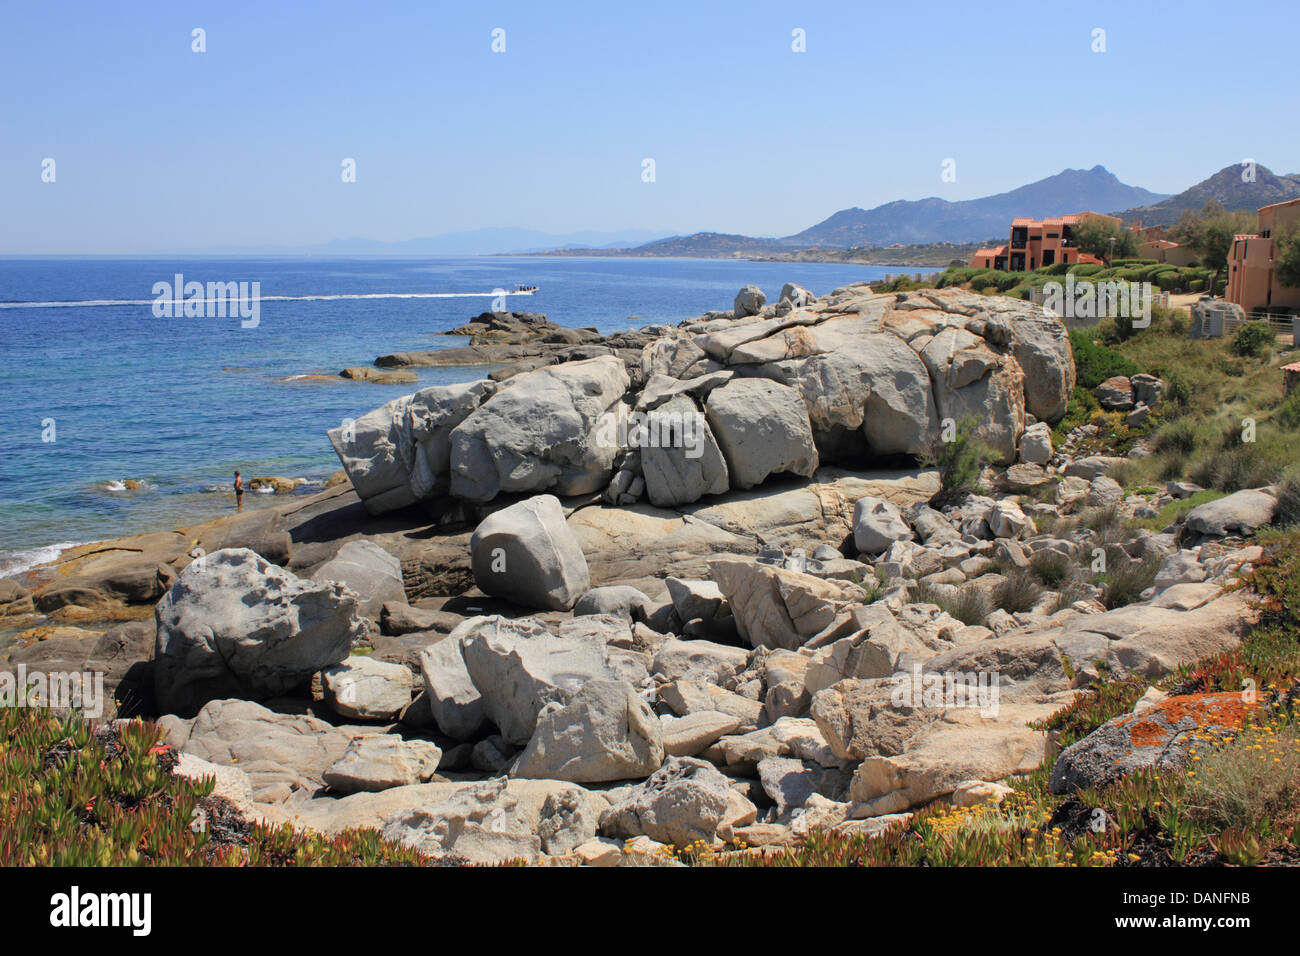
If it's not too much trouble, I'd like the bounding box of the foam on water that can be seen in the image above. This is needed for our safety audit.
[0,542,83,579]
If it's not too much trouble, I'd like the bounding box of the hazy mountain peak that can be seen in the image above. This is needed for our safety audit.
[1114,163,1300,226]
[781,166,1170,248]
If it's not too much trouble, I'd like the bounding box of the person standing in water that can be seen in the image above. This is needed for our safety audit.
[234,470,244,511]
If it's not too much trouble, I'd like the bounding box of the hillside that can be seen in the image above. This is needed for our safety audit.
[537,232,788,258]
[537,166,1169,259]
[785,165,1169,247]
[1115,163,1300,226]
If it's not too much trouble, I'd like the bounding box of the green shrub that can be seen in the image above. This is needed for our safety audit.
[1029,549,1075,589]
[1152,418,1197,455]
[1189,440,1289,492]
[1048,580,1091,613]
[1098,550,1163,609]
[1275,467,1300,528]
[1052,386,1101,445]
[992,567,1045,614]
[1080,503,1125,536]
[1231,321,1276,358]
[1186,719,1300,841]
[1163,372,1192,410]
[934,268,967,288]
[924,416,989,508]
[1068,330,1143,389]
[945,585,994,626]
[906,581,992,626]
[1275,390,1300,430]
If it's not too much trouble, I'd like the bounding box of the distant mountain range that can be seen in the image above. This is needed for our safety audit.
[783,166,1169,247]
[541,166,1172,258]
[538,162,1300,260]
[1114,164,1300,226]
[311,227,675,256]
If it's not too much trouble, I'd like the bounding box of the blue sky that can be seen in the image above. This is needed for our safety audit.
[2,0,1296,253]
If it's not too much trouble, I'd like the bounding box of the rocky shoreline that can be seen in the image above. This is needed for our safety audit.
[1,280,1280,865]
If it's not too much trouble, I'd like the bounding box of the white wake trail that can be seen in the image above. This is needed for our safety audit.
[0,290,536,310]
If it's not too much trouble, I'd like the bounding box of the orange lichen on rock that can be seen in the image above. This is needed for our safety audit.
[1118,692,1256,749]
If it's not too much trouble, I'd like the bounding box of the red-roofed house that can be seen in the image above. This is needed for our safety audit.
[968,212,1118,271]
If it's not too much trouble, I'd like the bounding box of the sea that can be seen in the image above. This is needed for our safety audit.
[0,256,933,575]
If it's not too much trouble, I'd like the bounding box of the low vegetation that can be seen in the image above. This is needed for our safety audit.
[924,416,988,508]
[0,708,431,866]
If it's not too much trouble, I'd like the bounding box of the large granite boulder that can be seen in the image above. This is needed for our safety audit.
[1003,306,1075,422]
[310,539,405,620]
[1182,488,1278,539]
[599,756,738,847]
[756,323,939,461]
[1095,375,1135,411]
[379,777,608,863]
[448,356,629,501]
[418,623,486,740]
[318,655,413,721]
[913,322,1026,462]
[1018,421,1054,465]
[660,712,742,757]
[573,585,653,623]
[704,378,818,489]
[1050,692,1258,794]
[780,282,813,308]
[458,615,617,745]
[512,679,665,783]
[641,335,715,380]
[158,698,354,798]
[709,558,866,650]
[852,495,914,555]
[734,285,766,318]
[639,394,730,506]
[470,495,590,611]
[323,734,443,795]
[327,379,495,515]
[153,549,365,717]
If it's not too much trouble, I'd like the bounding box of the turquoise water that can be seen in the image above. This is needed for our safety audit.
[0,256,926,569]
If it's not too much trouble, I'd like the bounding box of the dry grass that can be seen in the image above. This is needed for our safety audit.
[1184,716,1300,839]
